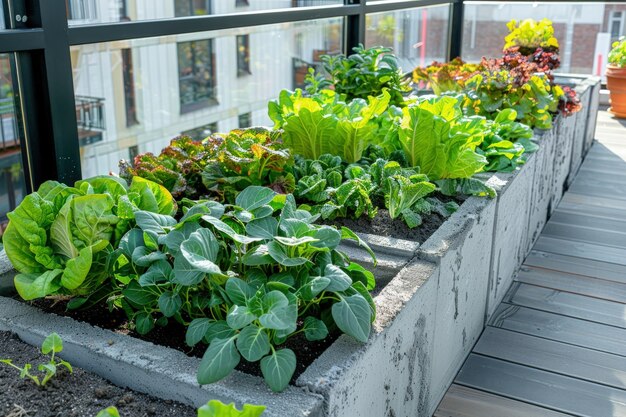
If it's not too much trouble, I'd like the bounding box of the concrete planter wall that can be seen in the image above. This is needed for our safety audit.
[0,76,601,417]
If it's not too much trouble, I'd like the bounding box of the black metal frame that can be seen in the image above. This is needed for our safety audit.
[0,0,479,189]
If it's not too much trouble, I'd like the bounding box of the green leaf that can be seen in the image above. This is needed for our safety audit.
[70,194,118,249]
[197,400,266,417]
[49,197,78,259]
[260,348,296,392]
[266,241,308,267]
[14,270,63,300]
[202,216,262,245]
[135,311,155,335]
[129,176,176,216]
[138,260,172,286]
[323,264,352,292]
[172,255,205,286]
[2,222,45,274]
[246,216,279,239]
[299,276,330,300]
[236,325,271,362]
[303,317,328,341]
[96,407,121,417]
[282,102,338,160]
[340,227,376,265]
[186,318,212,347]
[226,305,256,330]
[180,228,221,275]
[259,291,296,331]
[197,337,241,385]
[60,246,93,290]
[41,332,63,354]
[235,186,277,212]
[332,294,372,342]
[134,211,177,235]
[158,291,182,317]
[241,245,273,266]
[205,320,236,343]
[225,277,255,305]
[122,281,159,307]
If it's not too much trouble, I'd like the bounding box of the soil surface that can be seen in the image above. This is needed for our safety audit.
[0,331,197,417]
[28,298,338,385]
[328,193,465,242]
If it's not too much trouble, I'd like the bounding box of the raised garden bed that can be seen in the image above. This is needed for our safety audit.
[0,74,601,417]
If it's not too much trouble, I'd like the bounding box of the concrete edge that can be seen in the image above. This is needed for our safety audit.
[0,296,324,417]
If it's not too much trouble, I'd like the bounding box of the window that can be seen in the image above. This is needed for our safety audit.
[177,39,217,113]
[121,48,138,127]
[236,35,251,76]
[609,11,625,44]
[175,0,212,18]
[128,145,139,165]
[238,112,251,128]
[235,0,249,7]
[182,122,218,142]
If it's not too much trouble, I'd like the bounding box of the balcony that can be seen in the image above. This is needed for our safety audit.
[75,95,105,147]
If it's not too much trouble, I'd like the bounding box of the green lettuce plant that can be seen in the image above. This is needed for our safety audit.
[1,332,72,387]
[308,44,411,107]
[112,186,376,392]
[198,400,265,417]
[504,18,559,53]
[268,89,390,163]
[4,175,175,301]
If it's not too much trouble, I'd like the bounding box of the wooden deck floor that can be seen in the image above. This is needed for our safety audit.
[434,110,626,417]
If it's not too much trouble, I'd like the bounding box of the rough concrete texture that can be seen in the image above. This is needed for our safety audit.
[567,82,592,186]
[297,259,439,417]
[0,251,16,296]
[583,77,602,155]
[485,154,537,320]
[525,125,557,253]
[417,196,497,415]
[550,114,576,213]
[0,297,324,417]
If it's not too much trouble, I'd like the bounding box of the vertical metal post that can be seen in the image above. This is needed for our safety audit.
[344,0,365,56]
[37,0,81,184]
[448,0,464,61]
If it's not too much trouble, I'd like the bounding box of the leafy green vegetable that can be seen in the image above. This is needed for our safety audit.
[197,400,266,417]
[609,36,626,68]
[269,89,390,164]
[111,186,376,392]
[307,44,411,107]
[4,176,175,301]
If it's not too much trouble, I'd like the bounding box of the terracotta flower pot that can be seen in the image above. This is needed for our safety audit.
[606,64,626,118]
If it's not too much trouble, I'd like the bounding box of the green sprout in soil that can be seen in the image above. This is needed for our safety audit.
[0,332,73,386]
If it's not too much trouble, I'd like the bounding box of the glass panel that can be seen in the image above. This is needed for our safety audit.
[365,5,450,71]
[462,2,626,76]
[67,0,343,25]
[71,17,343,178]
[0,53,27,230]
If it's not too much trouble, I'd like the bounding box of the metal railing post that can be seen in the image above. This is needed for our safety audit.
[448,0,464,60]
[344,0,366,55]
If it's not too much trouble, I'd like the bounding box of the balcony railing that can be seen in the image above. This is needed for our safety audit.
[0,98,19,152]
[75,95,105,147]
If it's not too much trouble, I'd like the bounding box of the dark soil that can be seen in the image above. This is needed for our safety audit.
[0,331,197,417]
[327,193,465,242]
[28,298,338,385]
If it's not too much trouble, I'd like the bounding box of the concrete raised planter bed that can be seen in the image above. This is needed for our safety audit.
[0,76,601,417]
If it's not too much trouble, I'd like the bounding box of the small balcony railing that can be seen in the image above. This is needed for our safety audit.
[75,95,106,147]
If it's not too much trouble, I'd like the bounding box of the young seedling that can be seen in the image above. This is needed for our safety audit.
[0,332,73,387]
[96,407,120,417]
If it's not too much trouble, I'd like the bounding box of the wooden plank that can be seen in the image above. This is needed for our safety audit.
[550,210,626,234]
[490,304,626,357]
[434,384,571,417]
[557,200,626,222]
[579,165,626,179]
[524,250,626,283]
[474,327,626,390]
[542,222,626,249]
[571,172,626,187]
[562,192,626,212]
[533,236,626,266]
[516,266,626,303]
[569,183,626,202]
[456,354,626,417]
[507,282,626,328]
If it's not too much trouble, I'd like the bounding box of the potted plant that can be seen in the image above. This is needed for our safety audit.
[607,36,626,118]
